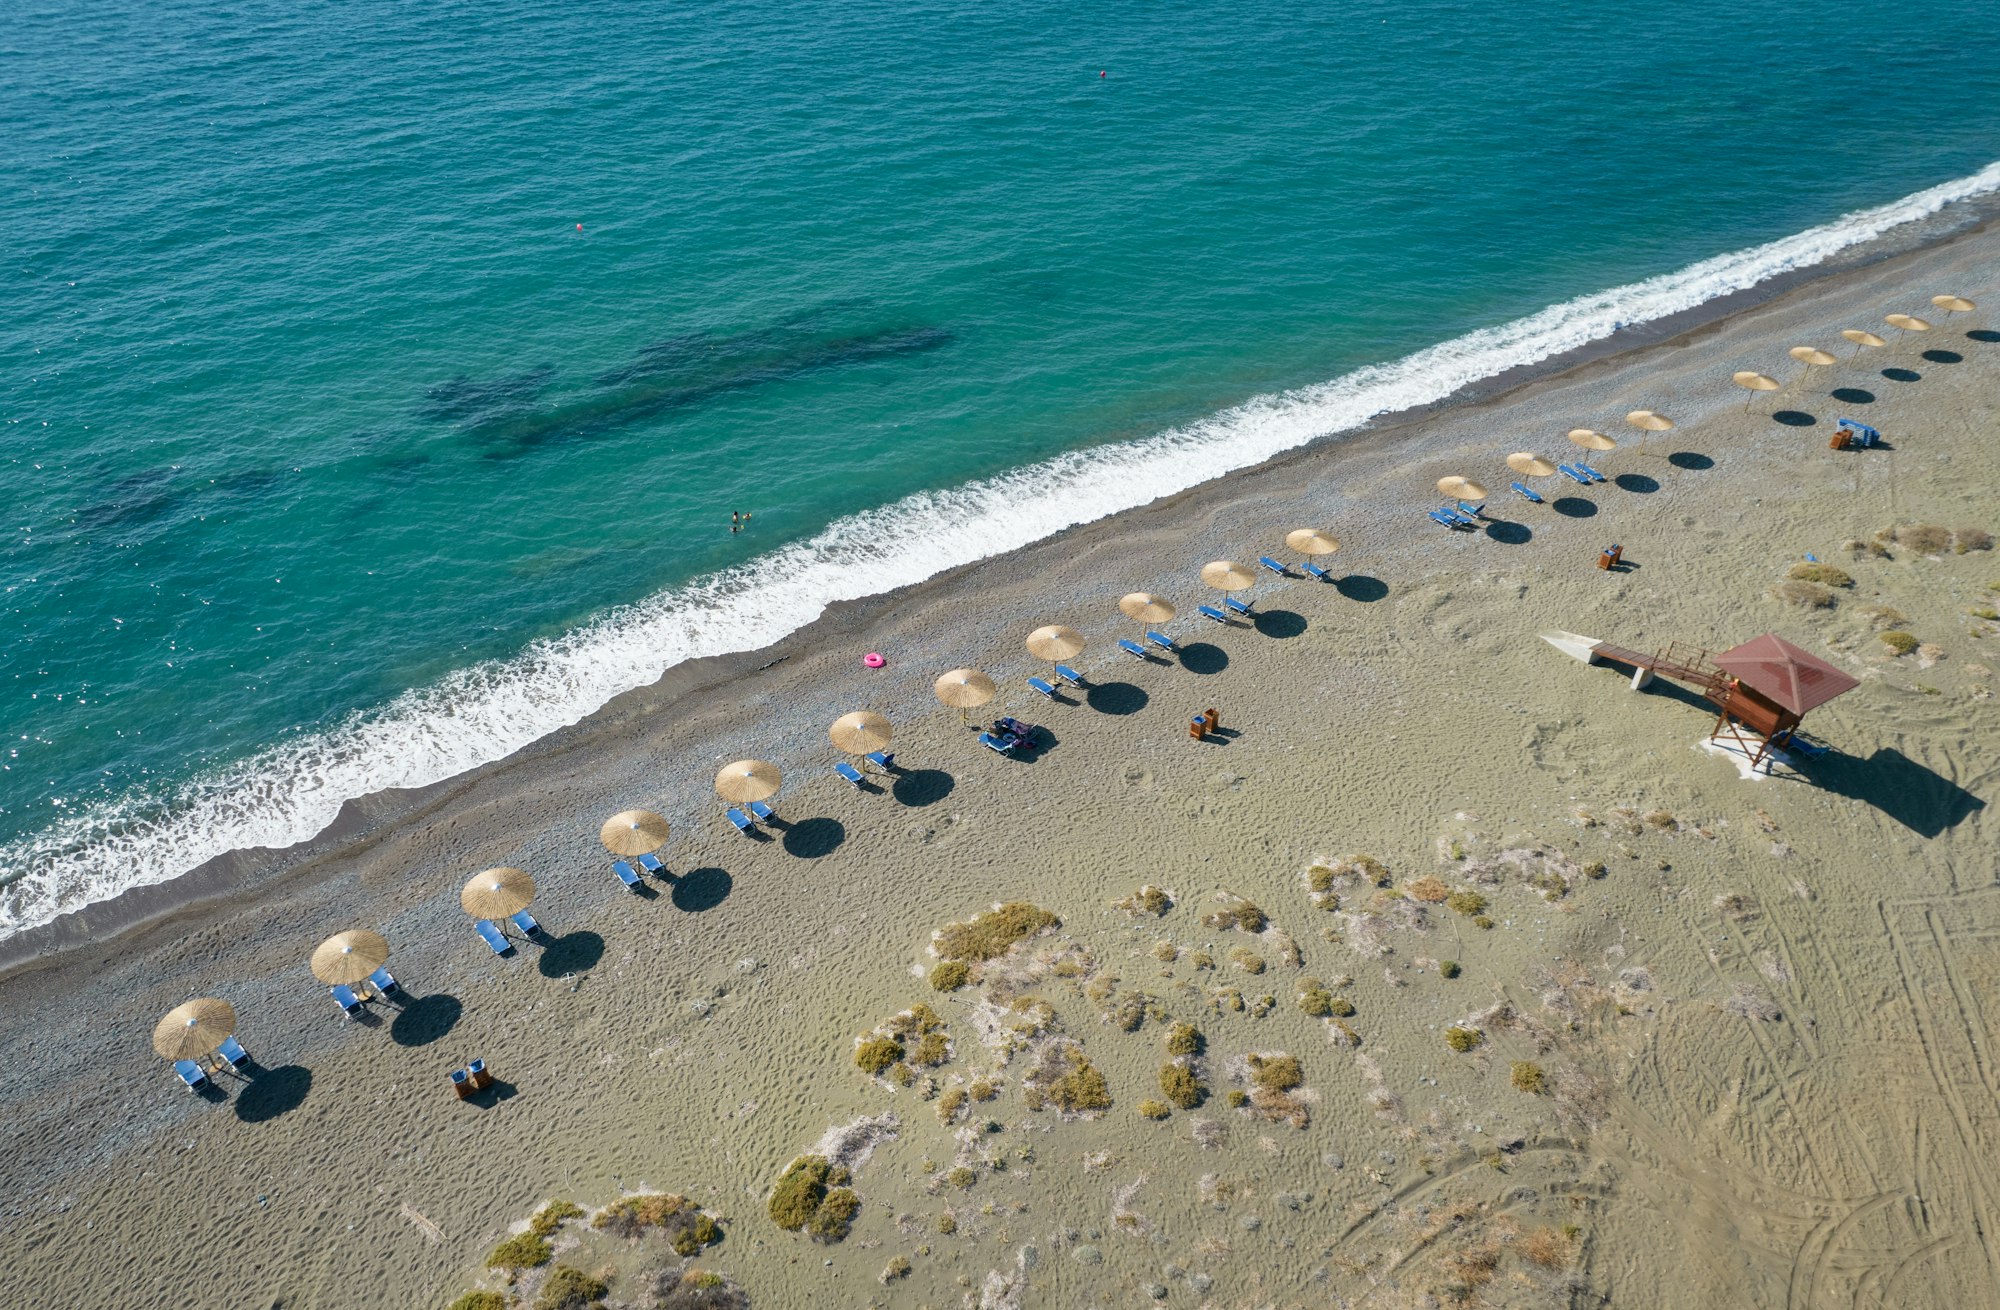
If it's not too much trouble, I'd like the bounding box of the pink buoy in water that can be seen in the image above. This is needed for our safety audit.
[863,652,886,669]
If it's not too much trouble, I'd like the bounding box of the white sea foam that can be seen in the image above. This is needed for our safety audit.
[3,161,1996,938]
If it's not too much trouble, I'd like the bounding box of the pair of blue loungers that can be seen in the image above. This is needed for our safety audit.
[474,912,544,955]
[1257,554,1334,582]
[1429,501,1486,529]
[834,750,896,788]
[610,852,668,888]
[725,800,777,834]
[331,967,403,1018]
[1119,630,1180,660]
[174,1034,252,1091]
[1027,666,1086,700]
[1200,598,1253,623]
[1558,462,1607,485]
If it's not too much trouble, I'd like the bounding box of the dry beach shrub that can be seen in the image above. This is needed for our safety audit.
[1406,876,1450,903]
[1787,561,1853,587]
[535,1266,608,1310]
[1879,630,1919,655]
[1774,580,1836,609]
[1203,894,1268,933]
[1116,885,1173,916]
[933,903,1060,962]
[1160,1061,1205,1109]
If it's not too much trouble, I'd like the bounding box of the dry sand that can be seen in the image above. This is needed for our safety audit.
[1,219,1997,1310]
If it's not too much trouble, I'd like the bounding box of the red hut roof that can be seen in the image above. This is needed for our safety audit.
[1711,634,1859,716]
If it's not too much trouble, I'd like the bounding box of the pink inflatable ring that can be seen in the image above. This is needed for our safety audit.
[863,652,886,669]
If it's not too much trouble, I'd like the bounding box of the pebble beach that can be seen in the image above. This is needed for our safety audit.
[2,210,1997,1309]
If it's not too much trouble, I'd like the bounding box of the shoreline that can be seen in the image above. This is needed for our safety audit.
[5,188,1996,981]
[0,185,1993,1310]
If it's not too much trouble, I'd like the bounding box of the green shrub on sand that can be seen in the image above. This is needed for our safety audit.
[1159,1062,1204,1109]
[1297,983,1334,1017]
[934,903,1060,962]
[929,960,970,992]
[768,1156,833,1230]
[529,1200,584,1237]
[670,1213,721,1256]
[449,1294,507,1310]
[1879,630,1919,655]
[855,1036,904,1075]
[1445,1026,1484,1053]
[1164,1022,1203,1056]
[1203,896,1268,933]
[1512,1061,1546,1093]
[1445,890,1487,916]
[1117,885,1173,916]
[535,1266,608,1310]
[1051,1058,1112,1114]
[1137,1098,1170,1120]
[807,1188,860,1242]
[1247,1054,1303,1092]
[770,1156,859,1243]
[486,1232,553,1270]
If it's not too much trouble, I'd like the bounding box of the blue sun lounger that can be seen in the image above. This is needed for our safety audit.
[510,910,543,937]
[1456,501,1485,519]
[637,851,666,876]
[1027,676,1059,700]
[1428,509,1463,528]
[748,800,775,823]
[865,750,894,771]
[1198,604,1229,624]
[978,731,1013,754]
[174,1060,208,1092]
[1147,630,1177,652]
[1223,596,1253,617]
[726,807,754,833]
[368,968,400,1000]
[1436,505,1478,528]
[1258,555,1288,577]
[1118,637,1148,659]
[475,919,511,954]
[1575,462,1606,482]
[1303,561,1332,581]
[1055,663,1084,688]
[834,760,865,787]
[612,859,643,889]
[332,984,363,1019]
[1558,464,1591,484]
[217,1036,250,1070]
[1837,417,1880,447]
[1511,481,1544,503]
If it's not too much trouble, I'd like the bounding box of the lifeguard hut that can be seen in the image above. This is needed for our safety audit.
[1541,630,1859,768]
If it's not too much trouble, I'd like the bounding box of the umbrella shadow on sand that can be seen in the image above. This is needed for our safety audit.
[1667,452,1714,470]
[671,867,733,912]
[1084,682,1149,715]
[1334,575,1389,602]
[1250,609,1307,639]
[891,769,954,806]
[1771,410,1816,427]
[1177,643,1229,675]
[1483,520,1532,545]
[537,932,605,977]
[391,994,463,1047]
[782,817,845,858]
[235,1065,312,1123]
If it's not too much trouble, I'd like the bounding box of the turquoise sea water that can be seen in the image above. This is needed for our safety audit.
[5,0,2000,931]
